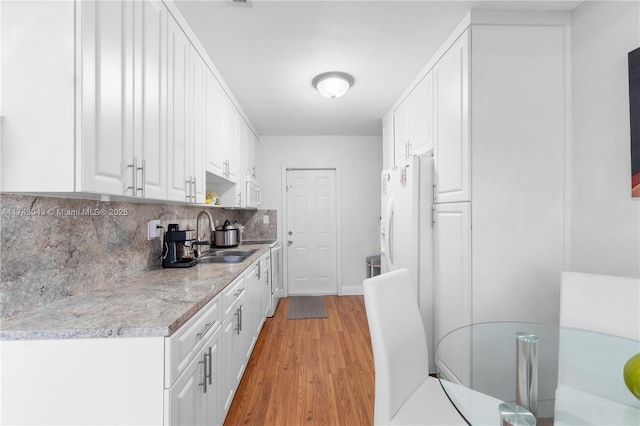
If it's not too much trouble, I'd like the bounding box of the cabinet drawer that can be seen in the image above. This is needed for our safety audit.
[165,295,221,387]
[223,275,246,317]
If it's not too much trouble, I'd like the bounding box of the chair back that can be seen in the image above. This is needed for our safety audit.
[555,271,640,425]
[559,271,639,340]
[363,269,430,425]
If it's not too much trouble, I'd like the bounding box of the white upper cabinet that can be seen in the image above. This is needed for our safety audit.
[433,30,470,203]
[79,0,129,196]
[0,0,171,198]
[166,22,206,204]
[247,131,258,180]
[190,48,207,204]
[206,73,227,179]
[381,115,394,170]
[131,0,168,200]
[225,101,239,184]
[393,97,410,164]
[206,71,243,186]
[1,1,76,191]
[235,117,248,207]
[1,0,255,205]
[393,71,434,165]
[411,72,434,156]
[166,17,192,202]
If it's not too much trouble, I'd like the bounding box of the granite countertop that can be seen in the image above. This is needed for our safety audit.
[0,244,271,341]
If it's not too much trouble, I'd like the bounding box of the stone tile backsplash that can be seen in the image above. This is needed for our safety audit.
[0,194,277,320]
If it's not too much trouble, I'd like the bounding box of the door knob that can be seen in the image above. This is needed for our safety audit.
[288,240,293,246]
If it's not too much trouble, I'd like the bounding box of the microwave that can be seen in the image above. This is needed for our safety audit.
[246,180,261,208]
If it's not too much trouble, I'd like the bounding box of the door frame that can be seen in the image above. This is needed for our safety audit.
[280,165,342,296]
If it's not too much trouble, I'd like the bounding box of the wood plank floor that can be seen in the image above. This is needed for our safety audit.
[224,296,375,426]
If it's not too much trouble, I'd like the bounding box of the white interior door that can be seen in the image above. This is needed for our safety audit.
[285,169,338,295]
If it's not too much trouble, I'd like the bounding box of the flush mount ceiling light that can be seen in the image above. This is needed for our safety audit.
[312,72,355,100]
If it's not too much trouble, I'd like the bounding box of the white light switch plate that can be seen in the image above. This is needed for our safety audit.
[263,215,269,224]
[147,219,161,240]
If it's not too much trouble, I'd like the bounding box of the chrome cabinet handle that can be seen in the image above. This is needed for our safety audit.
[239,305,243,333]
[185,176,196,203]
[126,157,138,196]
[234,307,241,334]
[199,348,210,393]
[197,322,214,340]
[138,160,145,197]
[207,346,212,386]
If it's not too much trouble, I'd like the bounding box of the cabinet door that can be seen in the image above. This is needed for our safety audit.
[243,263,259,357]
[166,342,206,426]
[247,131,258,180]
[132,0,167,200]
[393,98,410,165]
[410,71,434,156]
[0,1,76,192]
[433,202,472,384]
[80,0,130,195]
[166,17,191,202]
[235,118,249,206]
[382,115,394,170]
[262,260,271,321]
[206,72,226,178]
[221,301,244,417]
[191,47,207,204]
[204,326,223,426]
[166,326,221,426]
[433,30,470,203]
[226,102,239,184]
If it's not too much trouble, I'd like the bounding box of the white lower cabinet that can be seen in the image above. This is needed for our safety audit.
[0,337,166,425]
[0,258,270,426]
[260,254,271,325]
[243,263,260,357]
[165,325,221,426]
[164,291,223,426]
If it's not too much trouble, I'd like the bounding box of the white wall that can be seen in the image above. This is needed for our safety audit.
[569,1,640,278]
[256,135,382,294]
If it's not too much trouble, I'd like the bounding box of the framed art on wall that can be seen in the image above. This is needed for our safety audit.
[629,47,640,197]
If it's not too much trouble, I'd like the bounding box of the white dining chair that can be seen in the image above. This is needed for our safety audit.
[363,269,467,425]
[555,271,640,425]
[559,271,640,340]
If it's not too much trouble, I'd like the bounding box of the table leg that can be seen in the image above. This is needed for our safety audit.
[515,332,539,416]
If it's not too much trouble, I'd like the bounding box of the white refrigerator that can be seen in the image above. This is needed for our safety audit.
[380,154,435,373]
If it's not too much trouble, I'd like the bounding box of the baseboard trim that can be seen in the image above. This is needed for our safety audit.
[340,285,364,296]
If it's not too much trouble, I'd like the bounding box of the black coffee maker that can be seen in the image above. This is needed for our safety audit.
[162,224,198,268]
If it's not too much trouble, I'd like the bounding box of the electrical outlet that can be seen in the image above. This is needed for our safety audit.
[262,215,269,224]
[147,219,161,240]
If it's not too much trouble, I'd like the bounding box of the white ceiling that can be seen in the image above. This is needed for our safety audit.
[175,0,581,136]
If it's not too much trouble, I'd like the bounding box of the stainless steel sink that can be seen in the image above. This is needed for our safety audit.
[198,255,246,264]
[205,249,257,257]
[197,248,257,264]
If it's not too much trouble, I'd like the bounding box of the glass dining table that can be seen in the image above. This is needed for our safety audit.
[434,322,640,425]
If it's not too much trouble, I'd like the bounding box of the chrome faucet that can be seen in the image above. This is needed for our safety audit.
[196,210,215,245]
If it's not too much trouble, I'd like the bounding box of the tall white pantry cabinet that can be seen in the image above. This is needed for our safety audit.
[430,12,568,357]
